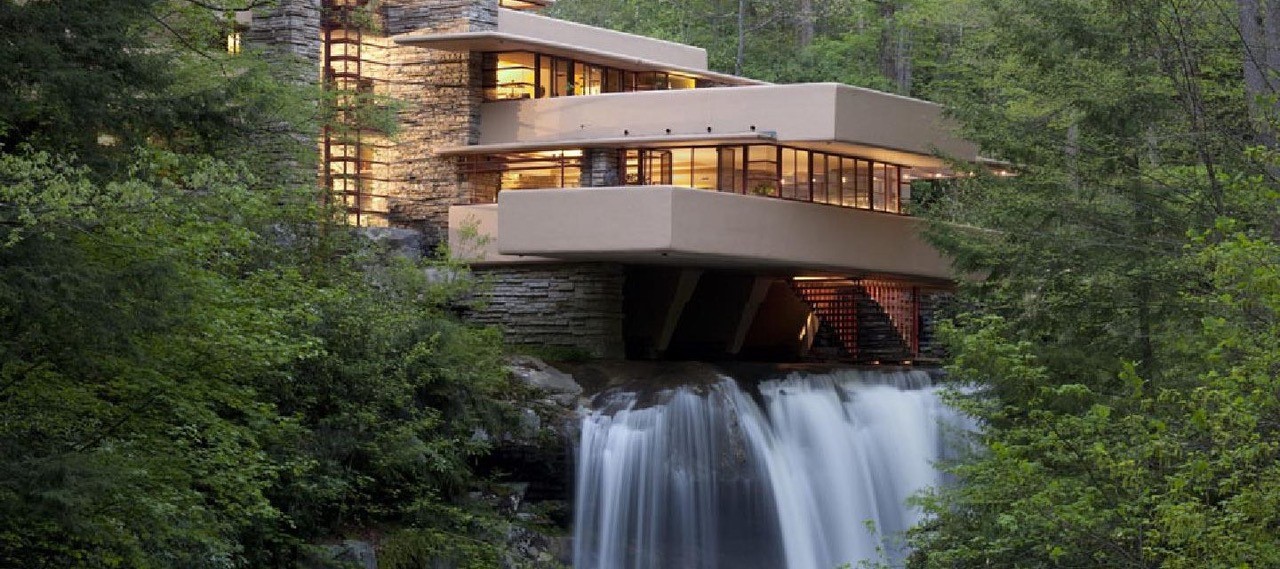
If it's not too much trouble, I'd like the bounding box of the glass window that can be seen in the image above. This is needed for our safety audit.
[733,145,746,194]
[537,54,552,98]
[580,64,602,95]
[479,144,925,215]
[572,62,586,96]
[668,74,696,90]
[623,150,642,184]
[605,68,622,93]
[670,147,693,188]
[873,163,887,211]
[483,52,537,100]
[691,147,718,189]
[636,71,666,91]
[796,149,810,201]
[855,160,871,209]
[644,150,672,185]
[811,154,827,204]
[886,165,900,213]
[553,57,571,97]
[780,148,797,199]
[717,146,742,193]
[899,168,914,212]
[489,151,583,190]
[480,50,730,99]
[747,145,778,197]
[841,157,855,207]
[826,155,842,205]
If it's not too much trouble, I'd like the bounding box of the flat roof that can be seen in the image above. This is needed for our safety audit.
[394,8,764,86]
[393,30,765,86]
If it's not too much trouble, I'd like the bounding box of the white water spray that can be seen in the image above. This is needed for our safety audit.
[573,368,965,569]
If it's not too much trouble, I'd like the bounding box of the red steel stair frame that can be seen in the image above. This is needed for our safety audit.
[791,278,920,364]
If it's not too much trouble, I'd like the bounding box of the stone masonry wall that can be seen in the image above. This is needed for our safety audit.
[247,0,495,243]
[468,264,626,359]
[580,148,621,187]
[248,1,629,359]
[917,290,954,361]
[241,0,323,190]
[377,0,497,247]
[245,0,321,66]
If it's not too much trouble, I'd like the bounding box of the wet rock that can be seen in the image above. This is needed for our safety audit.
[516,408,541,439]
[359,226,424,259]
[507,356,583,407]
[504,524,573,568]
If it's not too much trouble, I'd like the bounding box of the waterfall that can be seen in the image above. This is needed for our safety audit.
[572,368,965,569]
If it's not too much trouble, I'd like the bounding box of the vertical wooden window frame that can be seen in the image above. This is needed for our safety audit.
[806,150,814,202]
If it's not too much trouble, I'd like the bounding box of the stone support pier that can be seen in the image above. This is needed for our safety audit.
[467,264,626,359]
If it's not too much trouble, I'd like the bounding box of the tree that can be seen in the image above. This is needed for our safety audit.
[0,1,523,566]
[908,0,1280,566]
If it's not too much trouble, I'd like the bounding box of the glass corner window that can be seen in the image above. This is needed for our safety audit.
[668,74,696,90]
[483,52,537,100]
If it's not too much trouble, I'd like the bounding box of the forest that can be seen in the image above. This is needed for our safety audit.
[3,0,1280,567]
[0,1,529,566]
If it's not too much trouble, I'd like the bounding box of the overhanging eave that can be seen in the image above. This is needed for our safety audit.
[392,31,765,86]
[435,132,777,155]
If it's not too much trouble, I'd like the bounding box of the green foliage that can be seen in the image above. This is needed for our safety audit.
[908,0,1280,567]
[0,147,302,568]
[0,1,524,567]
[549,0,988,95]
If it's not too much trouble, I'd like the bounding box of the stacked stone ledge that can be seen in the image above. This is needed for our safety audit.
[466,264,626,359]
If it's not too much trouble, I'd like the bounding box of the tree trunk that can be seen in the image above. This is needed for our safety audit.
[1239,0,1271,131]
[878,1,897,88]
[897,23,912,93]
[798,0,815,47]
[877,0,911,93]
[736,0,746,75]
[1237,0,1280,237]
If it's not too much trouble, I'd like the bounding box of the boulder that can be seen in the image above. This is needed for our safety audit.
[507,356,583,407]
[359,226,424,259]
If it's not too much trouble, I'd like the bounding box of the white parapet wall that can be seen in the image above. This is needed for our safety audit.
[449,187,956,281]
[475,84,977,167]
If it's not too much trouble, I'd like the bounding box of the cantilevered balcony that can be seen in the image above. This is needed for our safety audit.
[459,83,978,168]
[448,186,954,281]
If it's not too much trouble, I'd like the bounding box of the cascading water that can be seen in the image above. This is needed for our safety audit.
[572,368,966,569]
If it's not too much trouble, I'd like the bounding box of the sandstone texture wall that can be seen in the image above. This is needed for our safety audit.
[378,0,496,246]
[246,0,494,244]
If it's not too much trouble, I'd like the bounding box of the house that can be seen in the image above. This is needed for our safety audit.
[245,0,977,362]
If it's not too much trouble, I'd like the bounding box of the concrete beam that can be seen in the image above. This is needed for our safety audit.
[655,269,702,353]
[728,277,775,355]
